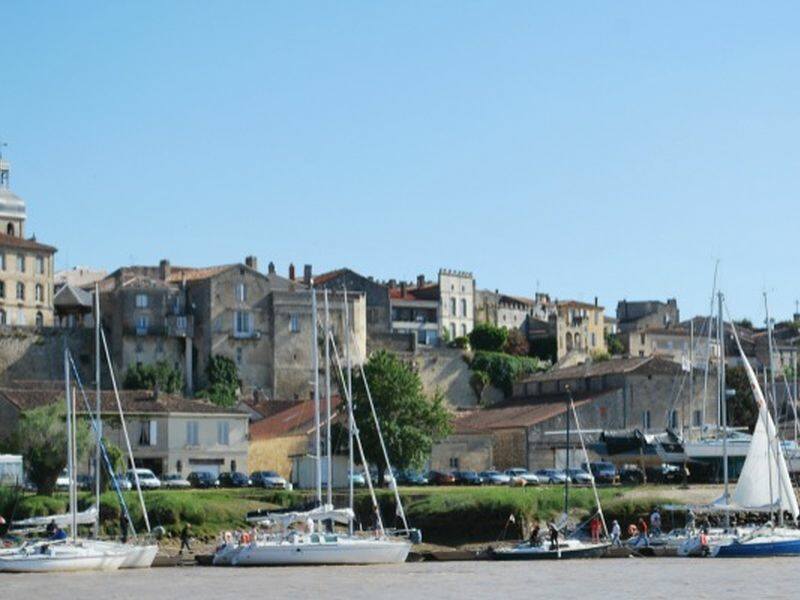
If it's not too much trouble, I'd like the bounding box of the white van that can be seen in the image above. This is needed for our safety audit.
[126,468,162,489]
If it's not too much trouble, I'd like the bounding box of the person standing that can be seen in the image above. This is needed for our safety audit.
[179,523,192,555]
[610,520,622,547]
[119,512,129,544]
[650,508,662,537]
[548,522,559,550]
[589,515,601,544]
[637,517,649,547]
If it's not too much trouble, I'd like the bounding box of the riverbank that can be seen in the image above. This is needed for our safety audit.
[2,484,723,548]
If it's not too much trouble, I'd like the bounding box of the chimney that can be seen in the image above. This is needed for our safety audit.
[303,264,312,285]
[289,263,295,281]
[388,279,396,289]
[159,259,171,281]
[268,261,276,275]
[594,296,598,307]
[417,274,425,288]
[245,255,258,271]
[400,281,406,297]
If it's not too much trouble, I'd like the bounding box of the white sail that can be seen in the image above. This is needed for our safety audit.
[718,324,800,519]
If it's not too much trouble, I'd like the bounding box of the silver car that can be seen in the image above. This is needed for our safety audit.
[479,470,512,485]
[504,468,540,486]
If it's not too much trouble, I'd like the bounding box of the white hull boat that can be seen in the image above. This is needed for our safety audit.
[93,541,158,568]
[231,535,411,566]
[0,542,127,573]
[492,539,609,560]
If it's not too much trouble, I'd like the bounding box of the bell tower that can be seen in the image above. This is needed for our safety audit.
[0,143,27,238]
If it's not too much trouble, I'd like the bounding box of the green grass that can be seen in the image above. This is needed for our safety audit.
[2,485,677,545]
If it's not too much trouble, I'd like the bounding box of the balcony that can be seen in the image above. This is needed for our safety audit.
[232,329,261,340]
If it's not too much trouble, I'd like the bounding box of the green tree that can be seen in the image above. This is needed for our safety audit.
[199,355,240,407]
[470,351,548,396]
[605,333,625,356]
[12,403,91,495]
[468,323,508,352]
[503,328,530,356]
[725,366,760,431]
[351,350,452,484]
[469,370,491,403]
[123,361,183,394]
[100,442,126,491]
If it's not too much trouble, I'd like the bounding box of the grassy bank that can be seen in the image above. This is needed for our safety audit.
[2,485,683,545]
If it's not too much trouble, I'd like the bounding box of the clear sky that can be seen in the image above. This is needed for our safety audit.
[3,2,799,322]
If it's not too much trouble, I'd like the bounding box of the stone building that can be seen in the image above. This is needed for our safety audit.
[555,300,607,361]
[314,268,391,334]
[438,269,474,341]
[97,258,366,401]
[625,327,719,366]
[0,155,56,327]
[616,299,679,333]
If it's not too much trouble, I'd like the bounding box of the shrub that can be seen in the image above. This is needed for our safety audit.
[503,329,530,356]
[470,351,548,396]
[468,323,508,352]
[469,370,490,400]
[124,361,183,394]
[451,336,469,349]
[198,355,240,407]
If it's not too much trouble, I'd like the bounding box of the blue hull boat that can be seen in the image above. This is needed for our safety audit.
[713,536,800,557]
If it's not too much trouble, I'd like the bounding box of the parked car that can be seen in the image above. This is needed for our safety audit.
[534,468,568,484]
[566,468,593,485]
[126,468,161,489]
[218,471,252,488]
[453,470,484,486]
[112,473,133,491]
[251,470,288,489]
[187,471,219,488]
[55,469,69,490]
[396,470,428,486]
[646,463,682,484]
[479,470,511,485]
[427,470,456,486]
[504,468,540,486]
[619,464,645,484]
[162,473,191,489]
[348,471,366,488]
[583,462,618,485]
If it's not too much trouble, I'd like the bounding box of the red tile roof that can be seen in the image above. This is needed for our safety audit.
[388,284,440,301]
[0,233,56,253]
[454,396,594,433]
[249,396,343,439]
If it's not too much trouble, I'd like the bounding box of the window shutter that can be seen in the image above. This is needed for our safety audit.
[149,420,158,446]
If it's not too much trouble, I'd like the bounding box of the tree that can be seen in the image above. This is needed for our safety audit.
[468,323,508,352]
[503,329,529,356]
[123,361,183,394]
[734,318,754,330]
[351,350,452,484]
[470,351,548,396]
[12,403,91,495]
[605,333,625,356]
[199,355,240,407]
[469,370,491,402]
[725,366,760,431]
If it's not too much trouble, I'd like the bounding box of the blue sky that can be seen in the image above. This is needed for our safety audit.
[3,2,799,321]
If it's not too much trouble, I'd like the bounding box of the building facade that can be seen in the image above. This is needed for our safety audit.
[616,299,679,333]
[0,155,56,327]
[555,300,607,360]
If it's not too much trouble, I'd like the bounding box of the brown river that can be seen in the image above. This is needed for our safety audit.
[3,558,797,600]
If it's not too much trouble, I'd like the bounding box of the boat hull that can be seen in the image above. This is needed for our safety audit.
[712,537,800,557]
[230,538,411,566]
[492,542,610,560]
[0,550,126,573]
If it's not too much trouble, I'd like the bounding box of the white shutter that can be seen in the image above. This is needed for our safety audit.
[149,420,158,446]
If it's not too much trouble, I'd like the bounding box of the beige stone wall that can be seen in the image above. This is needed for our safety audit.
[248,435,307,478]
[438,270,474,340]
[412,347,480,408]
[491,429,527,470]
[556,303,607,359]
[0,249,55,326]
[430,433,493,472]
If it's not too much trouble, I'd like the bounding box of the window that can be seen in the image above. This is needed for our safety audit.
[290,314,300,333]
[135,294,148,308]
[186,421,199,446]
[6,224,13,236]
[136,315,149,334]
[35,311,43,327]
[449,457,459,469]
[236,347,243,364]
[36,256,44,275]
[139,420,157,446]
[591,332,596,347]
[0,253,5,270]
[15,254,24,272]
[669,410,679,429]
[176,460,183,474]
[642,410,651,430]
[35,284,43,302]
[0,281,4,298]
[217,421,230,446]
[461,298,467,317]
[176,315,188,330]
[450,322,456,340]
[235,310,252,336]
[461,324,467,337]
[0,309,5,325]
[15,282,24,300]
[450,298,456,316]
[640,333,646,345]
[693,410,702,428]
[235,283,247,302]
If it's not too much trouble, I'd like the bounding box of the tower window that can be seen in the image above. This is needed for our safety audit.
[16,282,24,300]
[36,256,44,275]
[16,254,24,273]
[7,224,14,236]
[35,284,43,302]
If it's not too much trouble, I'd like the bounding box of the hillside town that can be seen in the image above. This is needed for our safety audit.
[1,153,799,487]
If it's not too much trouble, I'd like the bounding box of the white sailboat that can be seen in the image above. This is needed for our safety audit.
[493,390,610,560]
[214,286,412,566]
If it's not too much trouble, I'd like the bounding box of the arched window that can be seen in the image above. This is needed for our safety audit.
[574,332,582,349]
[6,223,14,236]
[35,284,43,302]
[35,311,43,327]
[15,282,24,300]
[450,298,456,316]
[565,332,573,351]
[0,281,5,299]
[461,298,467,317]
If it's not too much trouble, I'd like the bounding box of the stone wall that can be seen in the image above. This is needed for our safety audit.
[0,326,94,385]
[412,347,480,409]
[429,432,493,472]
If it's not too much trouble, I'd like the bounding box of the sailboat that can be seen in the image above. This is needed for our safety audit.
[492,390,610,560]
[213,287,413,566]
[0,350,128,573]
[679,295,800,558]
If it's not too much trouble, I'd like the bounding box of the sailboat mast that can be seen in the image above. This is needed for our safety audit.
[688,320,694,438]
[564,388,570,516]
[311,286,322,506]
[703,260,720,431]
[324,289,333,506]
[764,294,779,428]
[718,292,730,529]
[93,283,101,539]
[64,348,76,542]
[344,286,354,535]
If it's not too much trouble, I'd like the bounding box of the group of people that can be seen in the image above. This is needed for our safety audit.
[527,521,562,550]
[527,508,668,548]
